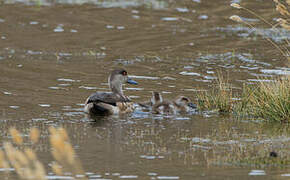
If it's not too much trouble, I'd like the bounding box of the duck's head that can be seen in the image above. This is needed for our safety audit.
[174,96,196,109]
[109,69,138,94]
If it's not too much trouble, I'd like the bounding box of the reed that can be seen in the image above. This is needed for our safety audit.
[0,127,87,180]
[49,126,85,177]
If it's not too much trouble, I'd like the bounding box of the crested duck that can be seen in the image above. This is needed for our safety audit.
[84,69,137,116]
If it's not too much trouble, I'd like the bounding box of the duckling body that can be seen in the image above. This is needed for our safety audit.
[84,69,137,116]
[151,93,196,114]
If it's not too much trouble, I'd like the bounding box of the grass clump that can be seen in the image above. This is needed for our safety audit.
[196,75,289,123]
[239,77,290,123]
[196,73,235,114]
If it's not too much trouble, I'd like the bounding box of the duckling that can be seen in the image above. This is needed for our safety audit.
[84,69,138,116]
[138,91,163,108]
[152,93,196,114]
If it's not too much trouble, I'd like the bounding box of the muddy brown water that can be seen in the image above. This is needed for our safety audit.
[0,0,289,179]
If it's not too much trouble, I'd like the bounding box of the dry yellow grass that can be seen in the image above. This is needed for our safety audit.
[0,127,87,180]
[9,128,23,145]
[29,127,40,144]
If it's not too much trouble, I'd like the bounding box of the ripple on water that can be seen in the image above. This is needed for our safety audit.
[125,87,144,91]
[140,155,164,160]
[79,86,98,90]
[260,69,290,75]
[247,79,274,83]
[175,117,190,120]
[32,118,48,121]
[58,83,71,87]
[57,78,80,82]
[119,175,138,179]
[203,75,217,80]
[46,175,73,179]
[29,21,39,25]
[117,26,125,30]
[38,104,51,107]
[248,170,266,176]
[9,106,19,109]
[106,25,114,29]
[3,91,12,95]
[191,137,211,143]
[179,71,201,76]
[148,172,158,176]
[49,86,65,90]
[176,7,189,13]
[129,75,159,80]
[157,176,179,179]
[198,15,208,20]
[0,168,14,172]
[161,17,179,21]
[215,26,290,42]
[89,174,102,178]
[54,24,64,32]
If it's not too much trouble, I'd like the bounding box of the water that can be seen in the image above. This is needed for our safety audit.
[0,0,289,179]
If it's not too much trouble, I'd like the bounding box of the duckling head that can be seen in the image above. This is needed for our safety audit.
[174,96,197,110]
[151,91,163,105]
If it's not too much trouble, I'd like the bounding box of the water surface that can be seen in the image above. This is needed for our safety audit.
[0,0,289,179]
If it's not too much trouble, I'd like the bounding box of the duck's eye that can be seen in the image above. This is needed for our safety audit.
[122,71,127,76]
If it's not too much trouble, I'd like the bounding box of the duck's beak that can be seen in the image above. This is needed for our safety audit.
[188,102,197,109]
[127,78,138,85]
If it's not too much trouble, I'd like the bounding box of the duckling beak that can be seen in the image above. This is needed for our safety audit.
[127,78,138,85]
[188,102,197,109]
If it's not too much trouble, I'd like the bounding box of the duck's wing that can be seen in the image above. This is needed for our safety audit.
[85,92,128,106]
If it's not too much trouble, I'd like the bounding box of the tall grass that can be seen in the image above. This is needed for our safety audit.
[0,127,87,180]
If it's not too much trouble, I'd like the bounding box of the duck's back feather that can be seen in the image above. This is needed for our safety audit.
[86,92,130,106]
